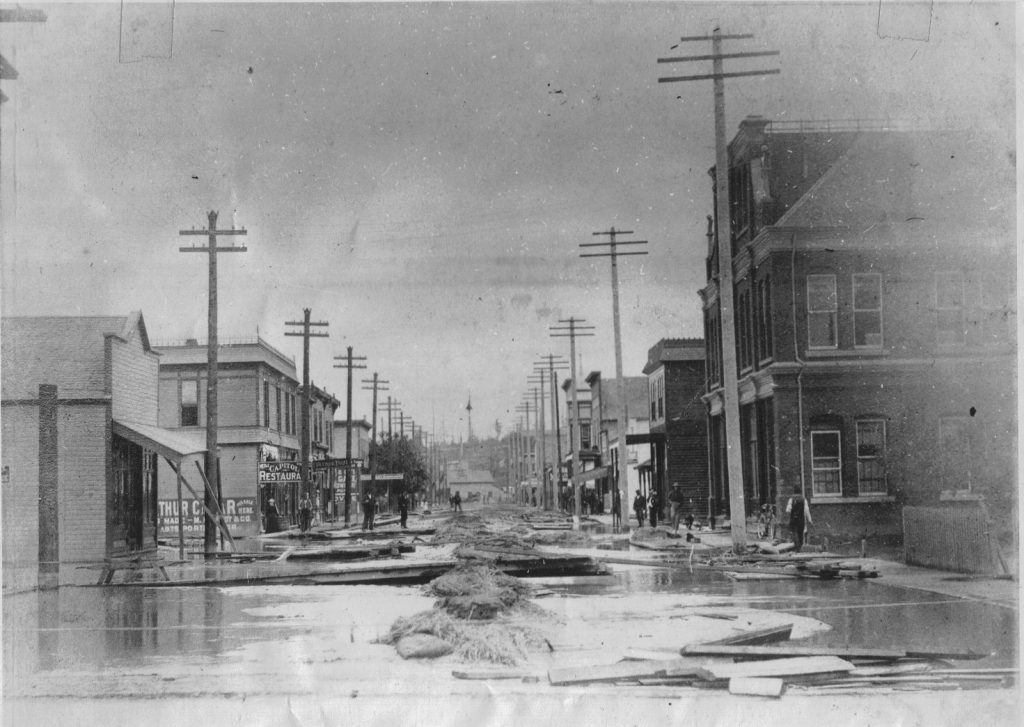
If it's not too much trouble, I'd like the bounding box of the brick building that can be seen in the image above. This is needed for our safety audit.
[701,118,1016,542]
[641,338,709,520]
[2,313,204,590]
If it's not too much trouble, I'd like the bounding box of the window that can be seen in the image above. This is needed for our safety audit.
[757,277,774,362]
[275,387,282,431]
[853,274,883,348]
[938,417,981,493]
[856,420,887,494]
[290,394,297,434]
[650,381,657,420]
[657,376,664,420]
[180,378,198,426]
[936,271,965,346]
[811,430,842,495]
[263,381,270,428]
[975,273,1009,344]
[807,275,837,348]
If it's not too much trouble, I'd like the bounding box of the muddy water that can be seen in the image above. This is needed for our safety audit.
[543,566,1018,666]
[4,564,1015,691]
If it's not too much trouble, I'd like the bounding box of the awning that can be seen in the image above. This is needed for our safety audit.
[572,465,610,484]
[112,420,207,461]
[626,432,665,445]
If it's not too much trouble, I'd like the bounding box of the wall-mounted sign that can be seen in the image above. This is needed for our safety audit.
[258,462,301,483]
[158,497,257,534]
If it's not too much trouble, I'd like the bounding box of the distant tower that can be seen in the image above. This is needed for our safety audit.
[466,396,474,442]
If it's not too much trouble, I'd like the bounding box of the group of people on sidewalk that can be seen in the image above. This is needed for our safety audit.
[627,483,813,552]
[263,489,415,534]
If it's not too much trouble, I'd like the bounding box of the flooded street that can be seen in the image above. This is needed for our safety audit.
[4,555,1017,727]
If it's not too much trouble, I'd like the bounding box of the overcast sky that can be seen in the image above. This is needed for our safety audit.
[1,1,1015,441]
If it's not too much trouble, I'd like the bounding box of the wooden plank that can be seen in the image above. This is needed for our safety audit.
[729,677,786,697]
[683,644,906,660]
[696,656,856,681]
[548,660,673,685]
[705,623,793,646]
[452,670,539,680]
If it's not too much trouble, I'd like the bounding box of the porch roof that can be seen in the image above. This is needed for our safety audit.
[112,420,207,462]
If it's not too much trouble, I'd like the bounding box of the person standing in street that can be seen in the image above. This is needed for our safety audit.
[398,491,409,529]
[362,492,376,531]
[786,495,812,551]
[633,489,647,528]
[648,489,660,528]
[669,483,684,532]
[298,492,313,533]
[265,498,281,534]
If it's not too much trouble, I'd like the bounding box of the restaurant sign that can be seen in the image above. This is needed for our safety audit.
[258,461,301,483]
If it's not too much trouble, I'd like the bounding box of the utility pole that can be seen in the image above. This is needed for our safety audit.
[179,211,247,556]
[581,228,648,534]
[334,347,366,526]
[551,317,594,528]
[658,30,779,551]
[284,309,329,509]
[515,400,533,504]
[382,396,401,441]
[537,354,569,508]
[361,373,389,512]
[527,372,549,510]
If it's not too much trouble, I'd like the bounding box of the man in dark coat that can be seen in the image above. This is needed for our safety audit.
[265,498,281,534]
[362,492,376,531]
[398,491,409,529]
[633,490,647,528]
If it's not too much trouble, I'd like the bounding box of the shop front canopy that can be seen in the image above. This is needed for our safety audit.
[112,420,207,462]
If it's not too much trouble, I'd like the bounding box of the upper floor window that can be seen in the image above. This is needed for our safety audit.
[853,273,883,348]
[936,271,965,346]
[275,387,282,431]
[262,381,270,428]
[807,275,837,348]
[810,429,842,496]
[657,376,664,420]
[755,277,773,363]
[650,380,657,420]
[856,419,887,494]
[180,378,198,426]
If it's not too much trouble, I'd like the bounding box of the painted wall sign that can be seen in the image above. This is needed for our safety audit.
[158,497,257,534]
[258,462,301,483]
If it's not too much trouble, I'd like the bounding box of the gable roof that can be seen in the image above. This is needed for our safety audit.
[1,312,151,400]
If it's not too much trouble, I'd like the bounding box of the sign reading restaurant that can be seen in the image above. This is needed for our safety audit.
[258,461,301,483]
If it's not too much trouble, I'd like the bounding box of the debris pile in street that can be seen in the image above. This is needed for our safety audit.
[430,513,500,545]
[378,563,553,664]
[544,629,1009,693]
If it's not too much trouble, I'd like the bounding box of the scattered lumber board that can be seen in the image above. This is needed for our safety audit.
[683,644,905,660]
[549,660,673,685]
[682,643,990,662]
[729,677,786,697]
[549,657,720,686]
[696,656,856,681]
[704,623,793,646]
[452,669,539,680]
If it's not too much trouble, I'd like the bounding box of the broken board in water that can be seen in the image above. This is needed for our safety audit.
[703,623,793,646]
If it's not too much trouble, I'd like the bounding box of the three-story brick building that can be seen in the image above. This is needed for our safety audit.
[701,117,1015,542]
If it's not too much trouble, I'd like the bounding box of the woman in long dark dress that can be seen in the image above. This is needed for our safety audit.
[265,498,281,534]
